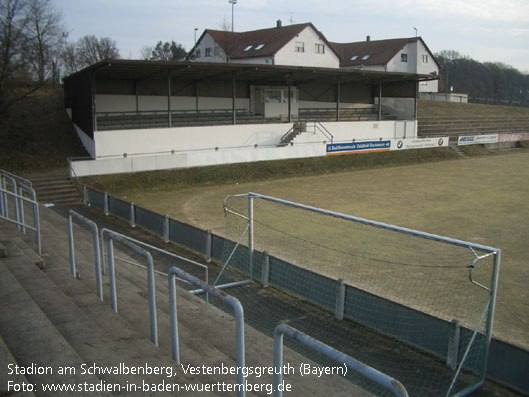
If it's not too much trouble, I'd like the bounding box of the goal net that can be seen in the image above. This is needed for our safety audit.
[219,192,500,396]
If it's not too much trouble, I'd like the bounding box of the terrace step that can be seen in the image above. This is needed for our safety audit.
[23,170,82,206]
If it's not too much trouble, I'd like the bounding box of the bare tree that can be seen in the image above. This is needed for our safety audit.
[0,0,30,117]
[24,0,66,83]
[74,35,120,67]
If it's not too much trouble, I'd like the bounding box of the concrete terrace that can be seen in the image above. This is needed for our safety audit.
[0,197,523,396]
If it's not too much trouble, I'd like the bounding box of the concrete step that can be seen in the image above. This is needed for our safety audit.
[0,231,233,396]
[36,207,364,396]
[0,260,109,396]
[0,334,35,396]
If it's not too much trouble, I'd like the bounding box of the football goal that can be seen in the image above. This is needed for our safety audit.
[219,192,500,396]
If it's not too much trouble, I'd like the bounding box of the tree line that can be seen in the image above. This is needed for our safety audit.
[436,50,529,106]
[0,0,189,118]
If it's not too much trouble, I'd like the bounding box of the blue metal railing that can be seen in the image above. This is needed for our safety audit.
[0,171,41,254]
[273,324,409,397]
[67,210,103,301]
[168,266,246,397]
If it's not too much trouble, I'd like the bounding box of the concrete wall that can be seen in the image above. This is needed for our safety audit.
[93,123,293,158]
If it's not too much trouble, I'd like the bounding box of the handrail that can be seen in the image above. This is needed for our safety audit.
[273,324,408,397]
[168,266,246,397]
[102,228,158,346]
[67,210,103,301]
[0,169,32,188]
[99,228,209,304]
[0,183,41,255]
[314,121,333,143]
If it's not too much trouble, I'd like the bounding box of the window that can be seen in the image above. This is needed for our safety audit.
[422,54,429,63]
[265,89,282,103]
[315,43,325,54]
[205,47,212,57]
[214,47,220,56]
[401,53,408,62]
[294,41,305,53]
[255,44,265,50]
[196,49,201,58]
[362,54,370,60]
[350,55,358,61]
[244,45,253,51]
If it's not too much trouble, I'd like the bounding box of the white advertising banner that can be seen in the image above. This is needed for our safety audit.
[391,137,449,150]
[457,134,499,146]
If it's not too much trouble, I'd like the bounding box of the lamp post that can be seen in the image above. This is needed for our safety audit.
[229,0,237,32]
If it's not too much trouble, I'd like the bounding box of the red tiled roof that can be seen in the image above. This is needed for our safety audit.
[203,23,338,60]
[331,37,433,67]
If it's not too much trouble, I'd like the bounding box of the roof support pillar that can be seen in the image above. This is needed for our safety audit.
[287,80,292,123]
[378,80,382,121]
[336,79,341,122]
[91,71,97,132]
[232,72,237,125]
[135,80,139,114]
[167,72,172,128]
[194,80,199,113]
[414,80,418,120]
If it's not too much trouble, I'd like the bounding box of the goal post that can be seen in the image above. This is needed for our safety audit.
[221,192,501,396]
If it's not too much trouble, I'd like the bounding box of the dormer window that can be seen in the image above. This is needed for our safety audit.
[255,44,265,50]
[362,54,370,60]
[244,45,253,51]
[350,55,358,61]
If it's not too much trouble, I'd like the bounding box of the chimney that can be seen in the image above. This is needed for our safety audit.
[277,19,282,29]
[366,35,370,42]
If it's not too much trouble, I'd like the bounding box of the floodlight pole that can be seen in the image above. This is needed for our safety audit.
[229,0,237,32]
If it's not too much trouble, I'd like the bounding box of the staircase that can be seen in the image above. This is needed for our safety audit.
[23,169,82,206]
[0,205,362,397]
[448,142,467,157]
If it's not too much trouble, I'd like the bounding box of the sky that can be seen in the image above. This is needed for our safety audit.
[52,0,529,73]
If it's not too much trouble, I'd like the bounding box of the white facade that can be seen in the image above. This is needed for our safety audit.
[385,41,438,92]
[195,26,340,69]
[272,27,339,68]
[194,33,228,63]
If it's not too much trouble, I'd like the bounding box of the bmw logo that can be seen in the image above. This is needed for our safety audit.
[438,138,444,146]
[397,140,404,149]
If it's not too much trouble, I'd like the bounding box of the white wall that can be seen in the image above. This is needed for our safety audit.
[93,123,293,158]
[274,26,340,68]
[194,33,227,62]
[293,120,416,144]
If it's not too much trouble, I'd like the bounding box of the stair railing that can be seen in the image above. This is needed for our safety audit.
[0,171,41,254]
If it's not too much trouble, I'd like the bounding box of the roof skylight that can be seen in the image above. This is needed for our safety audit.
[350,55,358,61]
[244,45,253,51]
[362,54,370,60]
[255,44,265,50]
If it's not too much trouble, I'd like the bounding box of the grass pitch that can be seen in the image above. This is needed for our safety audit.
[87,150,529,350]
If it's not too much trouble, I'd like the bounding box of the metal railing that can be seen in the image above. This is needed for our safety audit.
[67,210,103,301]
[0,171,41,254]
[99,227,209,303]
[101,228,159,346]
[168,266,246,397]
[273,324,408,397]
